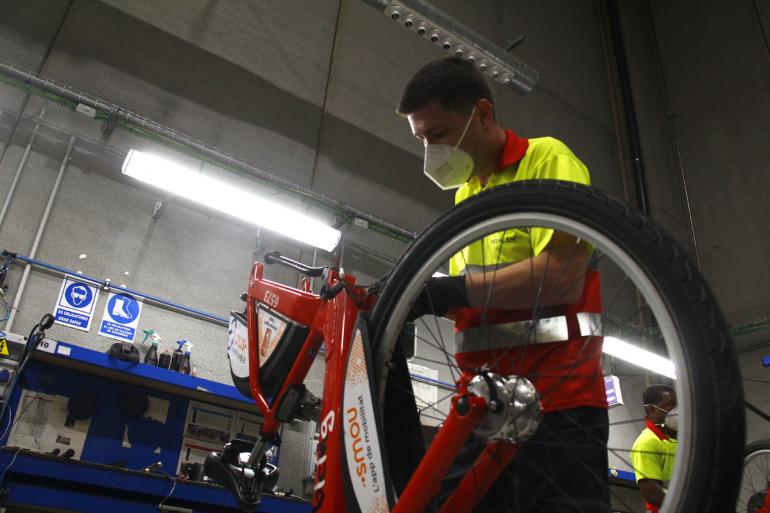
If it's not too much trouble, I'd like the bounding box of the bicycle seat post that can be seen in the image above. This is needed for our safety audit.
[244,438,270,469]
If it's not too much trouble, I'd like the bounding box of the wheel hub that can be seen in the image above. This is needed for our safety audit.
[467,373,542,443]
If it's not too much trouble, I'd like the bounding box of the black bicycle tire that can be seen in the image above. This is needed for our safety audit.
[369,180,744,513]
[745,440,770,458]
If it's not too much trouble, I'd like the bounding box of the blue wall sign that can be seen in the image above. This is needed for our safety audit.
[98,291,143,343]
[53,276,100,332]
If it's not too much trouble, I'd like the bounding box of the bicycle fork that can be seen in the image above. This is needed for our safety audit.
[392,393,519,513]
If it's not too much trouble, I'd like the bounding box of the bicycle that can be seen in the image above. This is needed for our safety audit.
[738,358,770,513]
[205,180,744,513]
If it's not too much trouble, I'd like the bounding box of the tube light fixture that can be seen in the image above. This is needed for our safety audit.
[603,336,677,379]
[122,150,341,252]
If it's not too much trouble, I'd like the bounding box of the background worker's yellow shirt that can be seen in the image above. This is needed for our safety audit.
[630,427,678,483]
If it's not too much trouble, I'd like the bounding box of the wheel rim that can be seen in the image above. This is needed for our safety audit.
[376,211,696,512]
[739,448,770,513]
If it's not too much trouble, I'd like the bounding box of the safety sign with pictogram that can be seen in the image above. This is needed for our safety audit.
[53,276,100,332]
[0,332,9,357]
[98,291,143,343]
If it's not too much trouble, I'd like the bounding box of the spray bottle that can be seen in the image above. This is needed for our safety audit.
[180,343,193,375]
[144,340,159,365]
[140,329,158,347]
[142,330,161,366]
[171,339,187,372]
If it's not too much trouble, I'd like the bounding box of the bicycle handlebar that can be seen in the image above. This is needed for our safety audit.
[263,251,326,278]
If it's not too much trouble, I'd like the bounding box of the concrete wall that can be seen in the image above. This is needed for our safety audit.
[0,0,766,502]
[646,0,770,327]
[640,0,770,447]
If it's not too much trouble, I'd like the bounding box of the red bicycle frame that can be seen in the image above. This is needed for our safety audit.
[760,491,770,513]
[243,260,518,513]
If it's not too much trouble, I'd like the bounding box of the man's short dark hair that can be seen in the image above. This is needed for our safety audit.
[397,57,494,116]
[643,384,675,405]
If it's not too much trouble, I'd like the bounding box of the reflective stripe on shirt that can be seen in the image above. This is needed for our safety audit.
[457,312,602,351]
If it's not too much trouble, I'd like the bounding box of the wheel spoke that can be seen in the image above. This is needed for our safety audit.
[414,318,461,379]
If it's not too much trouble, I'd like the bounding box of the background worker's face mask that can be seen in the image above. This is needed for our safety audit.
[423,107,476,190]
[664,406,679,432]
[647,403,678,432]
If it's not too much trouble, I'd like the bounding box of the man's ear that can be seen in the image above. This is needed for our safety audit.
[478,98,496,124]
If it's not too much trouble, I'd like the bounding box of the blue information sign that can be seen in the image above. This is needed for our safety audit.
[98,291,143,343]
[53,277,100,332]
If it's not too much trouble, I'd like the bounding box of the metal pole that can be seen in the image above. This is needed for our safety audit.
[310,248,318,293]
[0,111,45,230]
[6,136,75,331]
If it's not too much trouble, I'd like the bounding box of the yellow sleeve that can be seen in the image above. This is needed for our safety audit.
[528,154,592,256]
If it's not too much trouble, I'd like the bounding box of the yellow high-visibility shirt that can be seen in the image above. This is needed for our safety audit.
[449,136,591,276]
[630,427,678,483]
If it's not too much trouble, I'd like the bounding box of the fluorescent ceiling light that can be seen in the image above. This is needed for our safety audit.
[122,150,341,252]
[603,336,677,379]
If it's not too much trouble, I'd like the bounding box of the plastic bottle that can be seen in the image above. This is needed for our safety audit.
[180,348,192,375]
[144,340,159,365]
[158,350,172,369]
[170,339,187,371]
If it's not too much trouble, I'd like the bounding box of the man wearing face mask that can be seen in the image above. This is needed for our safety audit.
[630,385,678,513]
[390,56,609,512]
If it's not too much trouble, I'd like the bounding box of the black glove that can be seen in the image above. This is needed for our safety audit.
[407,275,469,321]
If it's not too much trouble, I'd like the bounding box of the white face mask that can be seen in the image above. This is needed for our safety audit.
[423,107,476,190]
[646,403,678,432]
[664,406,678,432]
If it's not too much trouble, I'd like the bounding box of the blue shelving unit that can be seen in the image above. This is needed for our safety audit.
[0,339,310,513]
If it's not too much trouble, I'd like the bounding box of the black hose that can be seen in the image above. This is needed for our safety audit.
[745,400,770,423]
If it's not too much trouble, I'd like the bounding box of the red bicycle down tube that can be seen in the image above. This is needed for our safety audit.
[760,487,770,513]
[315,290,364,513]
[439,441,519,513]
[393,389,495,513]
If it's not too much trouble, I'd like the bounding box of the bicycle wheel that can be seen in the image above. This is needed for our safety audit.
[369,180,744,513]
[737,440,770,513]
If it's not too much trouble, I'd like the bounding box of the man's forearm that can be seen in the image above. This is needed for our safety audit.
[464,240,588,310]
[638,479,666,506]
